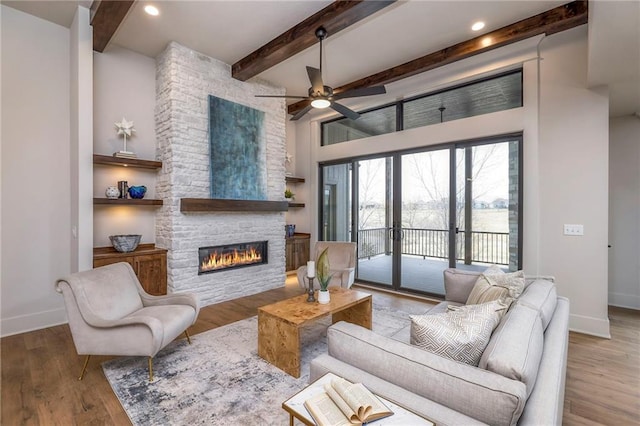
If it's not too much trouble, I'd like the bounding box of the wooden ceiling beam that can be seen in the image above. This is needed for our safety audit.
[91,0,135,52]
[232,0,396,82]
[288,0,588,116]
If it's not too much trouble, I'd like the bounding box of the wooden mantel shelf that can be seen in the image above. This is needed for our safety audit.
[180,198,288,212]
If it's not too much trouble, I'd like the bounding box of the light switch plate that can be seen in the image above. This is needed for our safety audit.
[564,224,584,236]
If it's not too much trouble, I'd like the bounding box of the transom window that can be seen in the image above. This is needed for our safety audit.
[321,70,523,146]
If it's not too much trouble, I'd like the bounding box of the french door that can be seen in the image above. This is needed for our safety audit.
[320,135,521,297]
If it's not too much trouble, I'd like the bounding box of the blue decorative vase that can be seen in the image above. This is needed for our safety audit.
[128,185,147,199]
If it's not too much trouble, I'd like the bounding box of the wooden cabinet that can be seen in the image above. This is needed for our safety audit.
[285,233,310,272]
[93,244,167,295]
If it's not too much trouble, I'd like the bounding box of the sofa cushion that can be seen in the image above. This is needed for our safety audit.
[430,301,463,314]
[478,303,544,397]
[443,269,482,303]
[410,300,506,366]
[467,269,525,305]
[516,279,557,330]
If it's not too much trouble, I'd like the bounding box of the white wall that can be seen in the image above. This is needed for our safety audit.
[1,6,71,336]
[538,27,610,337]
[609,115,640,309]
[93,45,158,247]
[292,28,612,337]
[69,6,93,272]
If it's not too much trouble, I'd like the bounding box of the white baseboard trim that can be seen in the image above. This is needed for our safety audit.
[1,308,68,338]
[608,292,640,310]
[569,313,611,339]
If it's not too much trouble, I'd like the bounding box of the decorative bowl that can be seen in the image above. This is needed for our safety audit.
[128,185,147,199]
[109,234,142,253]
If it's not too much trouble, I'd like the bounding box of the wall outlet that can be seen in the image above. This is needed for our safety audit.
[563,224,584,236]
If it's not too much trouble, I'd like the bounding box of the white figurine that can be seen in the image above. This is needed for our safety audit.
[115,117,136,155]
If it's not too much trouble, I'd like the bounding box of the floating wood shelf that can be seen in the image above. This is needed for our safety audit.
[181,198,288,212]
[93,154,162,170]
[288,202,305,208]
[285,176,305,183]
[94,198,163,206]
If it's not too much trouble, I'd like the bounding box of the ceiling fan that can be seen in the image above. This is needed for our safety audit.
[256,27,386,121]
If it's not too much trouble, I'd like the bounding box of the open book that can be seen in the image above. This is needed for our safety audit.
[303,376,393,426]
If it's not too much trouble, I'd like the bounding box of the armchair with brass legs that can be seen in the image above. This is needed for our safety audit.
[56,262,200,382]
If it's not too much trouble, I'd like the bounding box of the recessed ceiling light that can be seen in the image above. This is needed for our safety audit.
[144,5,159,16]
[471,21,485,31]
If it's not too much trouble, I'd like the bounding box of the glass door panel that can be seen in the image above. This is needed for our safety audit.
[456,141,520,271]
[355,157,393,286]
[400,149,450,295]
[320,164,352,242]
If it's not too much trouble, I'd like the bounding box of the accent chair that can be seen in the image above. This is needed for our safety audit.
[56,262,200,381]
[297,241,357,290]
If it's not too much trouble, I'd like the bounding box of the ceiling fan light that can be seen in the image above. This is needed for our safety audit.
[311,99,331,109]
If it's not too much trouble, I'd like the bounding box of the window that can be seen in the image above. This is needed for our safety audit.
[322,105,396,146]
[321,70,522,146]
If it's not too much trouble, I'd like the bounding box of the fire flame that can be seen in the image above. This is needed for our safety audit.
[201,247,262,271]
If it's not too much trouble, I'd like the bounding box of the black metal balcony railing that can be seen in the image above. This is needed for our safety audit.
[357,227,509,265]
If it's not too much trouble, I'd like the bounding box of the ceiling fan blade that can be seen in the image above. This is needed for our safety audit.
[333,86,386,100]
[307,66,324,95]
[330,102,360,120]
[255,95,309,99]
[290,104,314,121]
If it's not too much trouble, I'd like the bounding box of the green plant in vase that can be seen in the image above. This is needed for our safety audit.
[316,247,332,304]
[284,189,295,200]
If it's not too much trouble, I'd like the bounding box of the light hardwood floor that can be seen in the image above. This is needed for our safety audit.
[2,278,638,425]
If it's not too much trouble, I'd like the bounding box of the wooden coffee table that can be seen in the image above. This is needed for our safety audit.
[258,287,372,378]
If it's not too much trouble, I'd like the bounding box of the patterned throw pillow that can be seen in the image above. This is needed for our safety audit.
[466,266,525,305]
[410,300,507,366]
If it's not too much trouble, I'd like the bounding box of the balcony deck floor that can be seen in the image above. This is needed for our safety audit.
[357,254,492,296]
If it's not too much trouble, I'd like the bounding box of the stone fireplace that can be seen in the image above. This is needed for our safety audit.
[155,42,287,305]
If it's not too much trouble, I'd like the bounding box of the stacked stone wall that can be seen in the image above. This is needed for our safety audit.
[155,42,287,305]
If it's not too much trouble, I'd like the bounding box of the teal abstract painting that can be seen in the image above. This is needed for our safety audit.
[209,95,267,200]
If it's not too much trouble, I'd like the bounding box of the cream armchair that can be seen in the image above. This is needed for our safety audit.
[297,241,357,290]
[56,262,200,381]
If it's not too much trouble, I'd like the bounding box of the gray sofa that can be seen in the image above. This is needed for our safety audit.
[310,269,570,426]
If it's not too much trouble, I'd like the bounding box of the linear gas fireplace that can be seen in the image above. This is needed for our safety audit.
[198,241,268,275]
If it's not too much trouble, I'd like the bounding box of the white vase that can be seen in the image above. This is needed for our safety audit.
[105,186,120,199]
[318,290,330,304]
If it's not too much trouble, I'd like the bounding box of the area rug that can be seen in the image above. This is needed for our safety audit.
[102,304,413,425]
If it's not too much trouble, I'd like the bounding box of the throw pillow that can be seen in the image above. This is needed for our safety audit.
[466,267,525,305]
[410,300,506,366]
